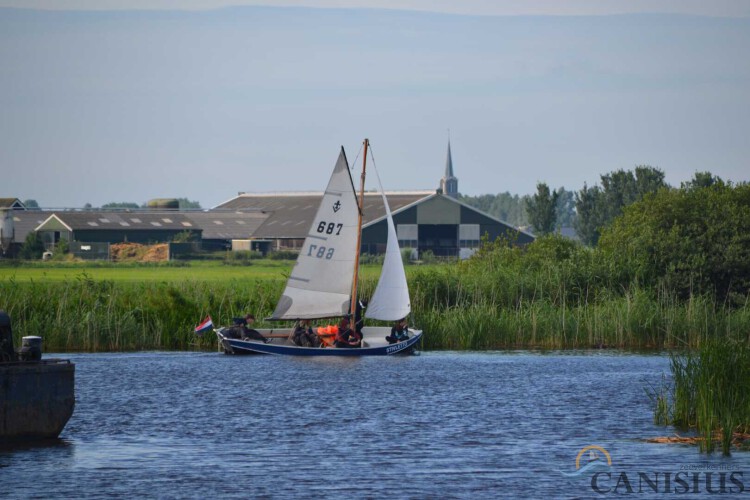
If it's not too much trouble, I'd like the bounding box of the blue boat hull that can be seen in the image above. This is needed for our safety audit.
[218,328,422,357]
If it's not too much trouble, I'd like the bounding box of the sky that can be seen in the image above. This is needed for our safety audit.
[3,1,750,17]
[1,2,749,209]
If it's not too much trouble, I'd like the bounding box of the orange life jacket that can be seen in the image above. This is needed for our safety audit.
[316,325,338,346]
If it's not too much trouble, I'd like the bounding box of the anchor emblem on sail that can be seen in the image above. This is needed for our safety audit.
[332,201,341,213]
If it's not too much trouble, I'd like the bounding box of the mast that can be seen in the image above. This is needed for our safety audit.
[350,138,368,320]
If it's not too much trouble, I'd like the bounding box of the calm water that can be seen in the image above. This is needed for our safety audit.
[2,351,749,498]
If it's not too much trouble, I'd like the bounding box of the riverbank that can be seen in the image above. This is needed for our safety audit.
[2,232,748,352]
[1,271,747,352]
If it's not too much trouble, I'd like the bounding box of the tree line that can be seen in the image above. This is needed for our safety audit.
[464,171,748,305]
[460,166,732,247]
[458,190,576,231]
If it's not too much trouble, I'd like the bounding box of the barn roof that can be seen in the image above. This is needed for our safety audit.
[11,211,48,242]
[215,191,434,239]
[182,211,269,240]
[35,211,199,232]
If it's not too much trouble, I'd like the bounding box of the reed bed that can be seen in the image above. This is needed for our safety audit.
[412,295,749,350]
[407,249,750,350]
[2,269,748,351]
[651,339,750,455]
[0,276,285,351]
[1,235,748,351]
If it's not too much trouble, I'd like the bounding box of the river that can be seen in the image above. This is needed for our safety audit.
[2,351,749,498]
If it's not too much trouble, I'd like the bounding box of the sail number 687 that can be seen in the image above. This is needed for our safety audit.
[317,221,343,235]
[308,244,335,260]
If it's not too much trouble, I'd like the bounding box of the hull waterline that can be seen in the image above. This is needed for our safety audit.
[216,327,421,357]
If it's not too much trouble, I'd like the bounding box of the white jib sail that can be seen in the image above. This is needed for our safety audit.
[365,164,411,321]
[270,148,360,320]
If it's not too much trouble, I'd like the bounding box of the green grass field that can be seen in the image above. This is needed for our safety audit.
[0,259,426,283]
[0,260,295,282]
[0,259,439,352]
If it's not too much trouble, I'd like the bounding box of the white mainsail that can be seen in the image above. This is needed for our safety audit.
[365,166,411,321]
[270,148,360,320]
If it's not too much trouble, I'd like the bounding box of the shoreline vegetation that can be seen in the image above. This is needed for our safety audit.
[650,341,750,456]
[0,236,747,352]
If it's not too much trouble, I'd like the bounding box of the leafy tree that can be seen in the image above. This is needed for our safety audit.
[459,192,529,227]
[599,182,750,304]
[461,189,576,230]
[55,239,69,254]
[23,199,39,209]
[681,171,724,191]
[177,198,201,209]
[83,203,93,210]
[51,239,70,260]
[575,165,668,246]
[102,202,140,209]
[172,230,197,243]
[525,182,558,235]
[574,183,604,246]
[18,232,45,260]
[554,188,576,229]
[633,165,668,197]
[599,169,638,221]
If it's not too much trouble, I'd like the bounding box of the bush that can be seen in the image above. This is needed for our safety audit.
[420,250,437,264]
[228,250,263,261]
[401,248,415,263]
[268,250,298,260]
[599,183,750,304]
[50,239,70,261]
[172,230,197,243]
[359,253,384,265]
[18,232,45,260]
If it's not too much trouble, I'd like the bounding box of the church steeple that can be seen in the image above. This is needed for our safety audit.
[440,140,458,198]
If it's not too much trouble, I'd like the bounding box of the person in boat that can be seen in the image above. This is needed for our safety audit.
[353,299,368,340]
[225,317,244,339]
[386,318,409,344]
[315,324,337,347]
[335,316,360,348]
[293,319,318,347]
[240,314,268,343]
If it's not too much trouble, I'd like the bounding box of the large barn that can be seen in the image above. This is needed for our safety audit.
[34,212,203,246]
[215,190,533,258]
[214,141,534,257]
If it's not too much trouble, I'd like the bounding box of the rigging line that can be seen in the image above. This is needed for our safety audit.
[368,142,376,169]
[367,144,386,195]
[349,141,364,174]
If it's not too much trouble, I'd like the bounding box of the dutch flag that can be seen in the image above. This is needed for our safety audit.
[194,316,213,336]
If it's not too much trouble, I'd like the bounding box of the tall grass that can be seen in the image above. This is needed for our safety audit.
[407,244,750,349]
[652,339,750,455]
[2,269,748,352]
[0,275,285,351]
[1,234,748,351]
[412,294,750,350]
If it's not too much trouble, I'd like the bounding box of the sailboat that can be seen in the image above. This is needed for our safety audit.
[215,139,422,356]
